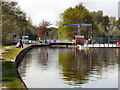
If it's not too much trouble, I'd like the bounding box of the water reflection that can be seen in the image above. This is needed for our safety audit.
[35,47,48,70]
[58,48,119,87]
[18,48,119,88]
[19,50,32,78]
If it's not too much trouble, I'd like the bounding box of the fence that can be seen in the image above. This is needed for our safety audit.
[93,36,120,44]
[84,43,119,48]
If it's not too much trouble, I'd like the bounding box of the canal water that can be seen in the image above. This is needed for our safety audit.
[18,47,119,88]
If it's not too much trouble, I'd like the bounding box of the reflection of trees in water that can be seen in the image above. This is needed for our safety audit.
[59,48,118,86]
[35,47,48,70]
[18,48,49,78]
[18,49,33,78]
[92,48,118,68]
[117,49,120,71]
[59,48,89,86]
[117,49,120,64]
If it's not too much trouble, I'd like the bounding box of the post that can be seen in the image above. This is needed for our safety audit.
[90,25,92,40]
[114,36,115,47]
[87,41,88,47]
[66,45,68,47]
[78,25,80,36]
[99,37,100,47]
[108,37,109,47]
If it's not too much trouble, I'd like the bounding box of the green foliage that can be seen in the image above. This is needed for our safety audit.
[98,23,103,30]
[109,17,116,26]
[58,4,96,39]
[47,27,58,39]
[108,29,120,37]
[2,0,27,44]
[2,0,37,45]
[117,18,120,28]
[57,4,118,39]
[25,23,37,40]
[91,10,103,24]
[102,15,110,32]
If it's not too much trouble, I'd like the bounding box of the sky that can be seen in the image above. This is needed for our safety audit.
[14,0,120,27]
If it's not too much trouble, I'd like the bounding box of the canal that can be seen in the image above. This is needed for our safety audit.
[18,47,119,88]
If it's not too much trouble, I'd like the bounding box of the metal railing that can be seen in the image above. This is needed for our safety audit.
[84,43,119,48]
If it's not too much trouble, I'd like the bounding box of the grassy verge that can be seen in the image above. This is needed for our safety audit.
[51,45,68,47]
[2,45,29,88]
[0,45,2,49]
[2,61,25,88]
[2,47,23,60]
[0,45,13,49]
[2,45,29,60]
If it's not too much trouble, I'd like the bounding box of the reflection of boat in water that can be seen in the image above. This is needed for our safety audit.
[77,45,84,50]
[77,43,119,50]
[77,45,89,50]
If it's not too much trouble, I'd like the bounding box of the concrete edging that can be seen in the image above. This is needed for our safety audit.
[14,45,33,89]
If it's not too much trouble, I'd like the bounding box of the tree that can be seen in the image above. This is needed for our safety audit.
[108,29,120,37]
[47,27,58,39]
[2,0,37,45]
[58,4,95,39]
[109,17,117,30]
[2,0,28,44]
[102,15,110,32]
[91,10,103,24]
[117,18,120,30]
[36,20,51,39]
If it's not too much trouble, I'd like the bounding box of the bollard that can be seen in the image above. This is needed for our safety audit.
[116,42,119,47]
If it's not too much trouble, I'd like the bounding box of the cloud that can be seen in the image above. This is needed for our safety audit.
[14,0,119,26]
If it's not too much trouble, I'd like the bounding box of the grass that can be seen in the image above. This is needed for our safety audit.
[51,45,68,47]
[2,45,29,60]
[0,45,12,49]
[0,45,2,49]
[2,61,26,89]
[2,47,23,60]
[2,44,30,88]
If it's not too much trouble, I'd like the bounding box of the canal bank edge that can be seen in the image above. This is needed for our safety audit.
[14,45,33,89]
[14,44,49,89]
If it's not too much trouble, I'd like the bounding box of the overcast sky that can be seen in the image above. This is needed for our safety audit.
[14,0,119,27]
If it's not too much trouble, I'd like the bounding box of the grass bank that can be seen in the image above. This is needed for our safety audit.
[2,45,28,60]
[2,45,29,88]
[2,61,25,88]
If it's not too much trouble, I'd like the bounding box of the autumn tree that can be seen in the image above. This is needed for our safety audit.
[36,20,51,39]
